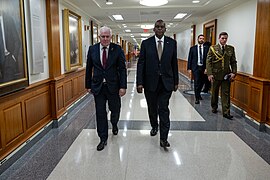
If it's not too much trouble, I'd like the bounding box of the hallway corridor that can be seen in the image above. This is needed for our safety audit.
[1,61,270,180]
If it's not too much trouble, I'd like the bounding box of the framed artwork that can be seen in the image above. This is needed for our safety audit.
[203,19,217,45]
[63,9,82,72]
[0,0,28,96]
[91,21,98,45]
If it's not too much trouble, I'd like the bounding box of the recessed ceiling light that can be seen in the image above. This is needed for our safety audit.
[125,29,131,32]
[192,0,200,3]
[112,15,124,20]
[140,0,168,7]
[141,33,150,37]
[140,24,154,29]
[174,13,187,19]
[106,0,113,5]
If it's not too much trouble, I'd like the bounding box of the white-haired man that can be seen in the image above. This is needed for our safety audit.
[85,26,127,151]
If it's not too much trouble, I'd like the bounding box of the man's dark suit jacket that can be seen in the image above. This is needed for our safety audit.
[85,43,127,95]
[187,44,210,71]
[136,36,179,91]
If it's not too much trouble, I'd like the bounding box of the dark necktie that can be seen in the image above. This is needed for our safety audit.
[157,40,162,60]
[102,47,107,69]
[222,45,225,55]
[199,45,203,64]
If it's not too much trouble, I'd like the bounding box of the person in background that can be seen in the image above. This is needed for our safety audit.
[201,41,212,93]
[187,34,210,104]
[136,19,178,148]
[85,26,127,151]
[206,32,237,120]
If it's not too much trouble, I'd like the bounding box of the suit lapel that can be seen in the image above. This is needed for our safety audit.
[217,45,223,55]
[150,37,158,59]
[106,43,114,69]
[94,43,102,67]
[161,36,171,60]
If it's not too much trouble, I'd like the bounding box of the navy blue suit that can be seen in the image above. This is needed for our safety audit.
[136,36,178,141]
[187,43,210,99]
[85,42,127,141]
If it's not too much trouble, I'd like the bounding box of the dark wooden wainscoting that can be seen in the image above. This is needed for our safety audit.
[0,68,87,160]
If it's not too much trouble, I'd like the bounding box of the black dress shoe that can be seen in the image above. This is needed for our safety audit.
[160,140,170,148]
[212,109,217,113]
[150,128,158,136]
[97,141,107,151]
[223,114,233,120]
[112,125,118,135]
[195,100,200,104]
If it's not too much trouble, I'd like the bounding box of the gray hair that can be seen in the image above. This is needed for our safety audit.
[99,26,112,35]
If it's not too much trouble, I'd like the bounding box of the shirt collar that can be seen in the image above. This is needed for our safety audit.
[100,44,110,50]
[155,36,164,42]
[219,43,226,48]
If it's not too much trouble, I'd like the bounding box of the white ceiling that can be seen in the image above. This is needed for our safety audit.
[63,0,247,44]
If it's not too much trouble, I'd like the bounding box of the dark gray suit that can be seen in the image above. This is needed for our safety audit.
[85,42,127,141]
[136,35,178,141]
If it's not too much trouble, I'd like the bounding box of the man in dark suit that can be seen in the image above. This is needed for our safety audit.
[85,26,127,151]
[206,32,237,120]
[136,19,179,148]
[187,34,210,104]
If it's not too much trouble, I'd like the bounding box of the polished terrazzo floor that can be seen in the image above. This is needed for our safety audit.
[1,61,270,180]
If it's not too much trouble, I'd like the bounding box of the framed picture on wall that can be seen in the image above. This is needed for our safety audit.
[63,9,82,72]
[91,21,98,45]
[0,0,28,96]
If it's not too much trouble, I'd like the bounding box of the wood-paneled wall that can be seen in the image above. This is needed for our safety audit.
[178,59,192,79]
[0,69,86,160]
[0,81,51,159]
[231,72,270,125]
[253,0,270,79]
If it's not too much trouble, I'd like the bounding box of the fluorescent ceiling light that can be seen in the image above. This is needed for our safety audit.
[112,15,124,20]
[174,13,187,19]
[125,29,131,32]
[131,35,134,38]
[141,33,150,37]
[140,24,154,29]
[140,0,168,7]
[192,0,200,3]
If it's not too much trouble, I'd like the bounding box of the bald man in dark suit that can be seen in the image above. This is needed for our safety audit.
[136,19,179,148]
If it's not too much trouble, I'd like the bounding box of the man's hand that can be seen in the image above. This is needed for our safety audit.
[119,88,126,97]
[174,85,178,92]
[137,85,143,93]
[208,75,214,83]
[87,89,92,93]
[229,73,236,82]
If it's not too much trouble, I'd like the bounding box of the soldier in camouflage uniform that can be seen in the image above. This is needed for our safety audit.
[206,32,237,120]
